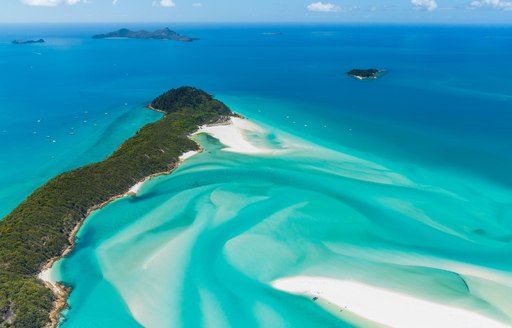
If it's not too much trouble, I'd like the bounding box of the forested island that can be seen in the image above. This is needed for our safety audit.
[12,39,45,45]
[0,87,233,327]
[92,28,198,42]
[347,68,385,80]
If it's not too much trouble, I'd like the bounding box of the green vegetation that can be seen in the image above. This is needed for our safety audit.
[0,87,232,327]
[346,68,383,79]
[92,28,198,42]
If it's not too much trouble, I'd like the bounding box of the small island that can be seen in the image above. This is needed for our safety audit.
[12,39,45,45]
[92,28,199,42]
[347,68,385,80]
[0,87,233,327]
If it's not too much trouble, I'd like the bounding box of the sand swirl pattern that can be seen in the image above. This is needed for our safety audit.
[52,118,512,328]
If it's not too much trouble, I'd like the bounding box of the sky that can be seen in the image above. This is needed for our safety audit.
[0,0,511,24]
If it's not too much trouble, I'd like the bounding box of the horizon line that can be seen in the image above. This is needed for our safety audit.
[1,21,512,26]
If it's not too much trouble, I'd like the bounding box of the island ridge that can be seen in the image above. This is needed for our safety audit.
[92,28,198,42]
[12,39,45,45]
[346,68,385,80]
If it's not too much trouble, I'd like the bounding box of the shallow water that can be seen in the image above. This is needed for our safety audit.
[54,120,512,327]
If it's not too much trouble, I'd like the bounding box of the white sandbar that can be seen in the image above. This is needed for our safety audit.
[194,117,276,155]
[272,276,510,328]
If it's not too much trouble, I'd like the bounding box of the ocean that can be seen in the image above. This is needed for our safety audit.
[1,24,511,327]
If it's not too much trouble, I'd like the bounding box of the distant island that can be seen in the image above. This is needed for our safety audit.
[0,87,233,327]
[12,39,45,45]
[347,68,385,80]
[92,28,199,42]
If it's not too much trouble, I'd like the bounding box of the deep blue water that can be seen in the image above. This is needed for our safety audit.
[1,25,511,219]
[1,24,512,327]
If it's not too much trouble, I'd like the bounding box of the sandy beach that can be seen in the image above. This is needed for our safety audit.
[121,116,272,200]
[179,150,200,162]
[125,151,200,196]
[194,117,280,155]
[272,276,511,328]
[38,268,54,285]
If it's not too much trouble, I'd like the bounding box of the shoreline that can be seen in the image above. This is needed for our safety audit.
[193,116,281,155]
[40,157,201,328]
[272,276,510,328]
[146,104,167,115]
[38,105,221,328]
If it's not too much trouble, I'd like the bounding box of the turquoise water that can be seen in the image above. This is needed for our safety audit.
[54,119,512,327]
[1,24,512,327]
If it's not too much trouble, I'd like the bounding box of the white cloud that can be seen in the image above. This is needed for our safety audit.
[159,0,175,7]
[411,0,438,11]
[112,0,118,5]
[469,0,512,10]
[192,2,202,7]
[22,0,61,6]
[307,2,342,12]
[22,0,81,5]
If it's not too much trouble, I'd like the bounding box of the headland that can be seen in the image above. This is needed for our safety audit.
[0,87,234,327]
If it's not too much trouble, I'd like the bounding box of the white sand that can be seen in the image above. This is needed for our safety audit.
[272,276,511,328]
[194,117,416,187]
[194,117,278,155]
[179,150,199,162]
[38,268,55,285]
[126,151,199,197]
[127,181,144,195]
